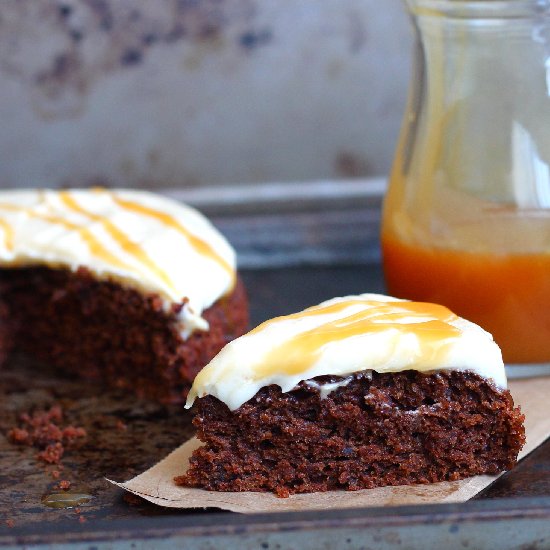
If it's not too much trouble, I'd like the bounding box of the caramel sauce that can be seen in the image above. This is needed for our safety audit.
[42,492,92,509]
[0,218,13,250]
[108,192,235,284]
[59,192,177,293]
[253,299,460,378]
[383,233,550,363]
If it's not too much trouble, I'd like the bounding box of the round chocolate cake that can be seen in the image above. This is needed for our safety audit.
[0,188,248,403]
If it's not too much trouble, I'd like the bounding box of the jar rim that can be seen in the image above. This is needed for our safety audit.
[405,0,550,18]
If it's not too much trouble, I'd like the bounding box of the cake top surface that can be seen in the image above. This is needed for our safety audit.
[186,293,507,410]
[0,188,236,336]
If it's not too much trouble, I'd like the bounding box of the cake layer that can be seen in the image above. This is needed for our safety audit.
[187,294,506,411]
[178,370,525,496]
[0,189,236,337]
[0,267,248,403]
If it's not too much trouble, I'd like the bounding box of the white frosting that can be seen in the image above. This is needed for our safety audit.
[186,293,506,411]
[0,188,236,338]
[305,376,355,399]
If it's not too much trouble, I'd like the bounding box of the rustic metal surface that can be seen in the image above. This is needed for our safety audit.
[0,1,411,188]
[0,264,549,548]
[476,431,550,499]
[1,498,550,550]
[167,179,386,267]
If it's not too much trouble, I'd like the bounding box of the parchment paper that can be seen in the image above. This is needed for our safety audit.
[109,377,550,513]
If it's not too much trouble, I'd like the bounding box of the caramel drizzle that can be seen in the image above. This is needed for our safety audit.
[58,192,177,293]
[0,202,132,271]
[0,190,233,300]
[252,299,460,378]
[0,218,13,250]
[107,191,235,284]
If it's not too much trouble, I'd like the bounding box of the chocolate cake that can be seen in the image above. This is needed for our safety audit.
[0,189,248,402]
[178,294,525,496]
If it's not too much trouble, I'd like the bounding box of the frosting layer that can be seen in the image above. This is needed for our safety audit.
[0,188,236,337]
[186,293,506,410]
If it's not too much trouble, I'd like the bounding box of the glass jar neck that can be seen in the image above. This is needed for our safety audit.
[390,0,550,222]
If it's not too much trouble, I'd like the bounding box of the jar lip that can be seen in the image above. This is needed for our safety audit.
[406,0,550,18]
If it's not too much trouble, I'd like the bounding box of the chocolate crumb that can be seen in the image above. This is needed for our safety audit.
[115,420,127,431]
[58,480,71,491]
[37,442,64,464]
[8,427,29,444]
[7,404,86,465]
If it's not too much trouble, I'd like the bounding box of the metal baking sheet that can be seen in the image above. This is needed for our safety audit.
[1,185,549,549]
[1,265,549,549]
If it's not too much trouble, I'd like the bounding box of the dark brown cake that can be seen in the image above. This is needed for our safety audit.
[0,266,248,403]
[177,370,525,497]
[0,296,10,364]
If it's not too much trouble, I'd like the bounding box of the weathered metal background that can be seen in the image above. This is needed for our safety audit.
[0,0,411,188]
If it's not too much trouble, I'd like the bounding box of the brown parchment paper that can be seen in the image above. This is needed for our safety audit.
[109,377,550,513]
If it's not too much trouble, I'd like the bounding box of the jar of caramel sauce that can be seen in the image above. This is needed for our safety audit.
[382,0,550,364]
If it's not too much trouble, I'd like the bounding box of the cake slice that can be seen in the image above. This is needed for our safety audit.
[177,294,525,497]
[0,188,248,402]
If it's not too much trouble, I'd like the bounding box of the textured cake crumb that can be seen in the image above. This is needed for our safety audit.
[178,371,525,496]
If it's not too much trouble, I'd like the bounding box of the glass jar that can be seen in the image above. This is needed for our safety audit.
[381,0,550,363]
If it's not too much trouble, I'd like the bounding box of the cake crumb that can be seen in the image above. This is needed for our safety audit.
[8,427,29,444]
[58,480,71,491]
[37,442,64,464]
[74,507,87,523]
[116,420,127,431]
[7,404,87,466]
